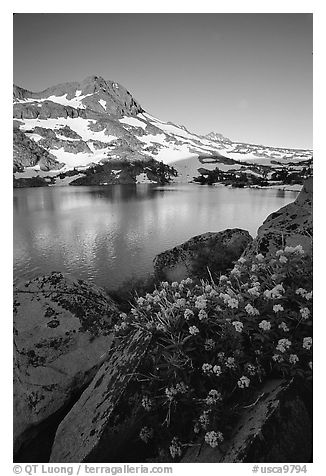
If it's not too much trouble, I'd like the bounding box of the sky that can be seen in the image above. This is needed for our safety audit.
[13,13,312,149]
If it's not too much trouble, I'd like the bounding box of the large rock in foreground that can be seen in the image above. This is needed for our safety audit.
[154,229,252,281]
[50,330,152,463]
[13,272,119,457]
[182,379,312,463]
[244,178,312,258]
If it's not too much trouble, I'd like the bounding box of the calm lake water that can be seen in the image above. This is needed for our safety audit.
[13,184,298,290]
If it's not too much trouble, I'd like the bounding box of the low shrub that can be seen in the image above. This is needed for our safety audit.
[114,245,312,460]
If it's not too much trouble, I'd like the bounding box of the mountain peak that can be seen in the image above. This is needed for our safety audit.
[13,75,312,188]
[205,131,231,143]
[80,75,112,91]
[13,75,144,117]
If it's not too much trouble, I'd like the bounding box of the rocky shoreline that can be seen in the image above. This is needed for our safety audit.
[209,182,303,192]
[13,158,178,188]
[13,178,313,463]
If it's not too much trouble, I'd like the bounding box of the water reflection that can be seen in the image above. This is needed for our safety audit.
[13,184,298,290]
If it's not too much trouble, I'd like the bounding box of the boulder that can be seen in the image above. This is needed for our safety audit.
[13,272,119,457]
[50,330,152,463]
[182,379,312,463]
[244,178,312,258]
[153,229,253,282]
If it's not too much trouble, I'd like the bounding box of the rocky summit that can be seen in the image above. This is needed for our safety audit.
[13,75,312,187]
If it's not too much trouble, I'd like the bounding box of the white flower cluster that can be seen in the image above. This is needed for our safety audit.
[284,245,305,255]
[228,298,239,309]
[202,363,213,374]
[180,277,193,285]
[296,288,312,300]
[184,309,194,320]
[169,437,182,459]
[209,289,219,298]
[299,307,310,320]
[259,320,272,331]
[264,283,285,299]
[198,410,210,429]
[189,325,200,335]
[289,354,299,364]
[295,288,308,297]
[273,304,284,313]
[205,389,222,405]
[245,303,260,316]
[278,321,290,332]
[114,321,129,333]
[198,309,208,321]
[175,298,186,308]
[246,364,257,376]
[248,286,260,297]
[159,289,167,298]
[279,255,288,264]
[237,376,250,388]
[225,357,236,369]
[204,430,224,448]
[219,293,239,309]
[230,266,241,278]
[303,337,312,350]
[165,382,188,400]
[141,395,152,411]
[139,426,153,443]
[204,338,216,351]
[276,338,292,353]
[202,363,222,376]
[232,320,244,333]
[195,295,207,309]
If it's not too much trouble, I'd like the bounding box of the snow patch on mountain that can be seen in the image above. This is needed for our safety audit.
[20,117,117,144]
[25,133,43,143]
[45,93,93,108]
[47,148,104,168]
[13,92,93,109]
[136,133,168,146]
[119,116,147,129]
[156,149,199,165]
[98,99,107,110]
[135,173,156,183]
[13,76,313,184]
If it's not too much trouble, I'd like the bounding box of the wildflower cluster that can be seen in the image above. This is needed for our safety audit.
[114,246,312,461]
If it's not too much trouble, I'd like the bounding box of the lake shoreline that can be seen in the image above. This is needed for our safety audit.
[14,184,299,291]
[187,180,303,193]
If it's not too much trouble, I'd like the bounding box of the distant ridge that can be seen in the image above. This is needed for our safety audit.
[13,75,313,186]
